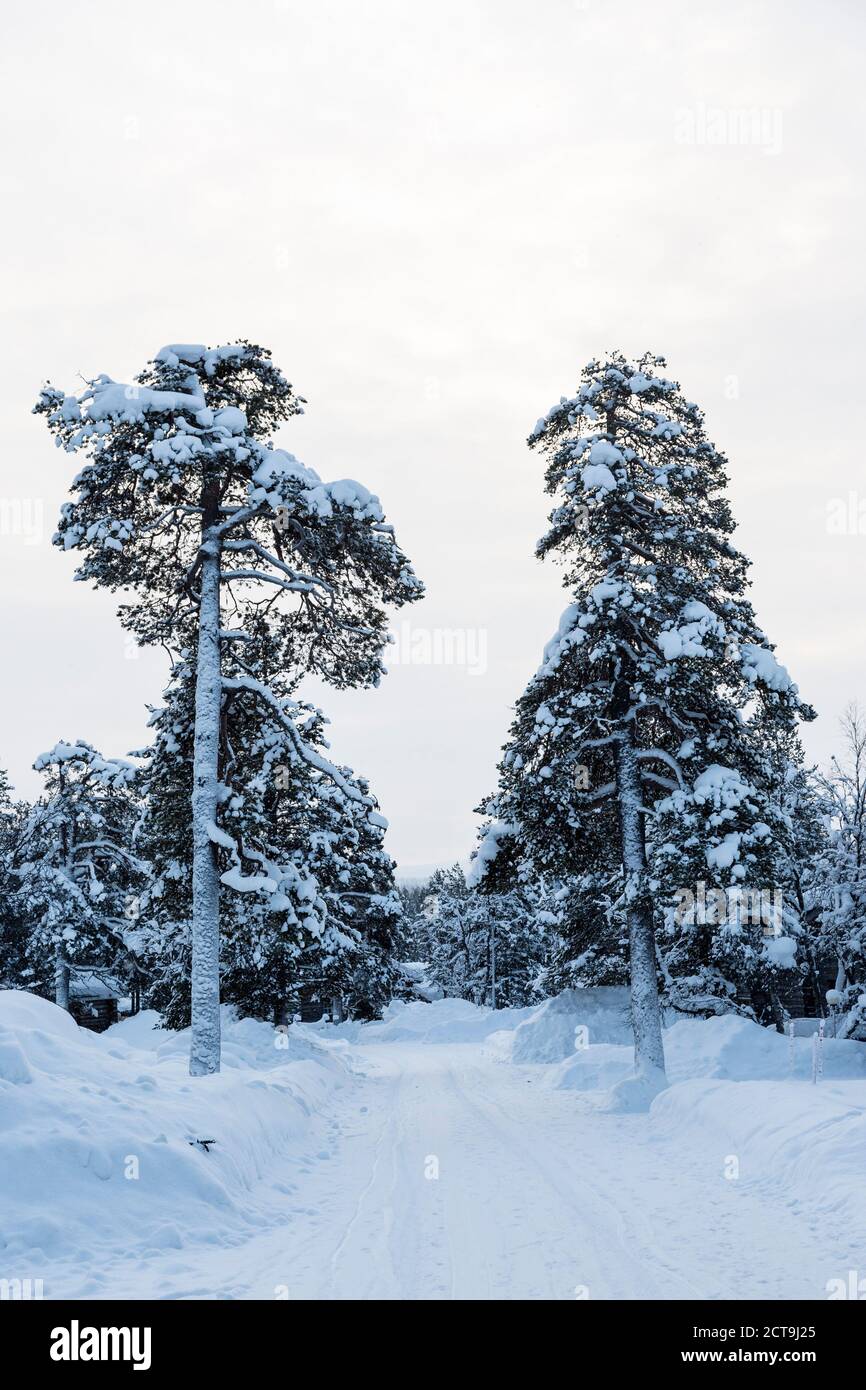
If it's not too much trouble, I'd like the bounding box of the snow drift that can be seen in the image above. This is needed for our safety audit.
[314,996,537,1046]
[0,991,348,1298]
[549,1011,866,1092]
[498,994,866,1232]
[506,987,632,1063]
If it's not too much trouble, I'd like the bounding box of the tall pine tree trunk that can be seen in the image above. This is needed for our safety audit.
[190,502,222,1076]
[613,723,666,1078]
[56,791,72,1012]
[55,949,70,1011]
[607,396,666,1083]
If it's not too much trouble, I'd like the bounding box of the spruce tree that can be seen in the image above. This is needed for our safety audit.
[474,352,813,1090]
[764,726,829,1020]
[414,866,479,999]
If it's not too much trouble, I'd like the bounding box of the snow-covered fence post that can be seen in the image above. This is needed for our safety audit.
[811,1019,824,1084]
[818,1018,825,1080]
[788,1018,795,1076]
[826,988,842,1039]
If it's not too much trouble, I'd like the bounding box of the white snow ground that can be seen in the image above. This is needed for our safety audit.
[1,989,864,1301]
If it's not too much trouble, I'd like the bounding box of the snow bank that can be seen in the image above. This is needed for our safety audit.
[507,987,632,1064]
[650,1079,866,1234]
[361,997,536,1044]
[524,1006,866,1211]
[602,1063,669,1114]
[310,997,536,1047]
[0,991,348,1296]
[550,1012,866,1092]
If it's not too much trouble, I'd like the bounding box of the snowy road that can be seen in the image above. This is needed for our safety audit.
[81,1038,860,1301]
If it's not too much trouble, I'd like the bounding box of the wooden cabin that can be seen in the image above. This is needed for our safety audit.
[68,971,122,1032]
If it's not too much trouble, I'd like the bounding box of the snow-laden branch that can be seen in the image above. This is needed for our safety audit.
[636,747,685,790]
[581,780,617,802]
[577,733,621,752]
[205,820,237,852]
[221,675,372,807]
[15,860,91,913]
[214,504,265,537]
[72,840,150,874]
[640,770,679,792]
[223,538,332,592]
[138,505,205,535]
[219,568,317,594]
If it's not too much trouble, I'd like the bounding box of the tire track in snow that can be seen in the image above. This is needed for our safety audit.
[456,1067,706,1299]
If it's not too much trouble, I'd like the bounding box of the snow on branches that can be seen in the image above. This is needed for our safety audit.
[474,351,815,1065]
[36,342,422,1071]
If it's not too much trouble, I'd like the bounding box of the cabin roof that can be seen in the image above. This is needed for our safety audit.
[69,970,122,1000]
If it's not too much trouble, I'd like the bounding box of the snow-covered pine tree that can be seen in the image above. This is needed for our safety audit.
[416,865,482,1000]
[473,352,813,1091]
[12,743,145,1009]
[0,767,29,991]
[397,880,428,930]
[537,874,627,996]
[813,704,866,1039]
[130,674,196,1030]
[652,751,800,1029]
[135,643,405,1028]
[298,767,406,1021]
[136,647,405,1023]
[475,884,549,1007]
[35,343,422,1073]
[750,720,828,1021]
[399,880,440,969]
[409,864,547,1006]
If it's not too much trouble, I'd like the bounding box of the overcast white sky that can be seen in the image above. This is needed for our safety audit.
[1,0,865,875]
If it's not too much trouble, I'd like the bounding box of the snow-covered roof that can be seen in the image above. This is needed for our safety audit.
[69,971,122,999]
